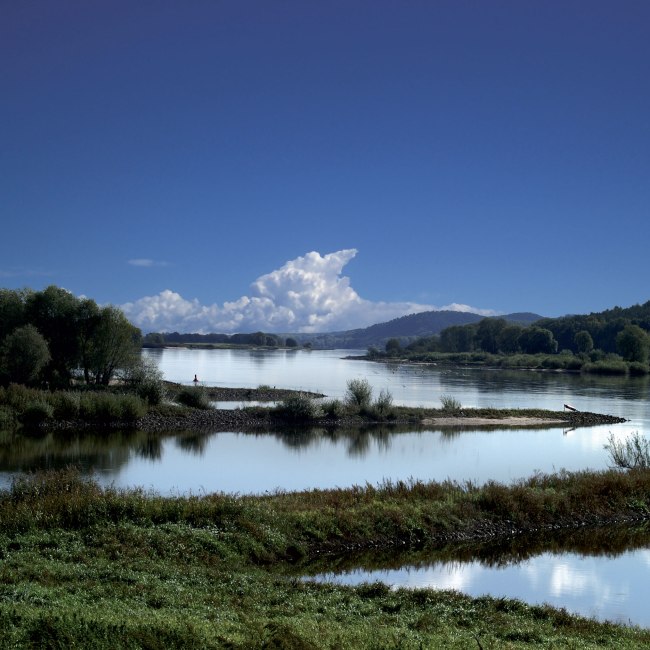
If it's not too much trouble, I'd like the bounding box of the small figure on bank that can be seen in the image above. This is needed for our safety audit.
[193,374,199,384]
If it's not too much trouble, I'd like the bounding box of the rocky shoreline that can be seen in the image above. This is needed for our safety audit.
[134,406,625,434]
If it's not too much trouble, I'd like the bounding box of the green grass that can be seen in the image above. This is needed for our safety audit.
[0,468,649,647]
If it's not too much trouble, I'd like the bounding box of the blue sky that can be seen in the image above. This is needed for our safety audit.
[2,1,649,333]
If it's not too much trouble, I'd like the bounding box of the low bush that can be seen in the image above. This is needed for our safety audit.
[345,378,373,410]
[321,399,345,418]
[629,362,650,376]
[20,401,53,428]
[49,391,81,419]
[274,393,323,421]
[176,386,211,409]
[605,432,650,469]
[440,394,462,413]
[582,360,628,375]
[371,389,395,419]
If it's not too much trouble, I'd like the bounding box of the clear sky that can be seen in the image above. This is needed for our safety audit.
[2,1,649,333]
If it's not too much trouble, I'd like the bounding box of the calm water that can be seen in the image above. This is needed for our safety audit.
[0,348,648,494]
[308,544,650,627]
[2,347,650,626]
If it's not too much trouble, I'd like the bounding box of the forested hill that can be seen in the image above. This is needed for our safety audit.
[535,300,650,352]
[292,310,542,349]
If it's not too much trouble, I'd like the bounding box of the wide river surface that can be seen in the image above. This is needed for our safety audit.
[2,347,649,626]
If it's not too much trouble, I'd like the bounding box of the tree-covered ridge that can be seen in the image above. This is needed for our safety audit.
[536,300,650,354]
[0,286,142,388]
[385,300,650,372]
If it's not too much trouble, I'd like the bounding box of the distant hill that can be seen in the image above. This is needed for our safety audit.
[287,310,543,350]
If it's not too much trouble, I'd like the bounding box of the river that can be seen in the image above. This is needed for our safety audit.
[1,347,649,626]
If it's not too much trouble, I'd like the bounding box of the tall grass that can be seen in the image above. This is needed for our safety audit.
[440,394,462,413]
[273,393,323,420]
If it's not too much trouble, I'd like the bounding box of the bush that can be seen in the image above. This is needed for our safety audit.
[120,358,166,405]
[605,432,650,469]
[20,401,54,428]
[321,399,345,418]
[49,392,81,419]
[0,406,17,430]
[372,389,394,418]
[176,386,211,410]
[582,360,628,375]
[629,362,650,376]
[345,379,373,410]
[118,395,148,421]
[274,393,322,421]
[440,394,462,413]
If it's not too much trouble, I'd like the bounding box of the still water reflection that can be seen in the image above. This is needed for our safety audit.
[305,527,650,627]
[0,348,648,493]
[0,422,641,495]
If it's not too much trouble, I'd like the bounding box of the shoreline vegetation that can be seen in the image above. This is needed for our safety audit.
[0,468,649,647]
[357,350,650,376]
[0,381,625,434]
[0,288,647,644]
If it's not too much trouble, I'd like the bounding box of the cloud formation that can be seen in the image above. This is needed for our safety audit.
[121,249,496,333]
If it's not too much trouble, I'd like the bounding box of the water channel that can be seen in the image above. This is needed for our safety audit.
[1,347,649,625]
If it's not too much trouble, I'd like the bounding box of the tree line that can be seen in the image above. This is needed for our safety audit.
[0,286,142,388]
[387,300,650,364]
[143,331,299,347]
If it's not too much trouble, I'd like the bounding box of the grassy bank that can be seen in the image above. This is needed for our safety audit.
[0,469,649,647]
[367,350,650,376]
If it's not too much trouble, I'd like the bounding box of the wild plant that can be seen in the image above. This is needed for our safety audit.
[274,393,323,421]
[440,394,462,413]
[345,378,373,410]
[605,432,650,469]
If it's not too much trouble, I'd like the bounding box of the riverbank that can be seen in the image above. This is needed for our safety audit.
[354,351,650,377]
[1,468,648,648]
[134,406,625,434]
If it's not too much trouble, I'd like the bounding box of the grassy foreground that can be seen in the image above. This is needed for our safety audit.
[0,469,649,648]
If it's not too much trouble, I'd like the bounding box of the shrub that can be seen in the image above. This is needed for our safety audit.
[20,401,54,428]
[372,389,395,418]
[605,432,650,469]
[118,395,147,421]
[345,378,373,410]
[0,406,17,430]
[49,392,81,419]
[582,360,627,375]
[120,358,166,405]
[321,399,345,418]
[440,394,462,413]
[274,393,322,421]
[176,386,211,410]
[629,362,650,376]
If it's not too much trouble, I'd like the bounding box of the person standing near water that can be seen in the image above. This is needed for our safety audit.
[193,374,199,383]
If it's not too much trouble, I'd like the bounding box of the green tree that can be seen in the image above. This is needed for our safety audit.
[25,286,82,386]
[0,324,51,385]
[616,324,649,363]
[440,324,476,352]
[574,330,594,354]
[87,306,142,385]
[385,338,401,355]
[518,327,558,354]
[476,318,508,354]
[0,288,29,342]
[497,325,524,354]
[285,337,298,347]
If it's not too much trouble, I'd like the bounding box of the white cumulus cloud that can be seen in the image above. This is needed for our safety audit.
[121,249,496,333]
